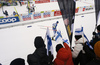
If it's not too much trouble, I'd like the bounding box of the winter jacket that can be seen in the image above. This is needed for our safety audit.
[72,37,93,65]
[72,37,87,58]
[27,36,48,65]
[27,47,48,65]
[83,44,95,61]
[86,59,100,65]
[54,43,74,65]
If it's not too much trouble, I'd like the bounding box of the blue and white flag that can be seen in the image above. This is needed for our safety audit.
[46,27,53,56]
[75,27,93,50]
[55,30,62,43]
[75,27,83,35]
[83,33,93,50]
[54,30,69,44]
[62,38,69,44]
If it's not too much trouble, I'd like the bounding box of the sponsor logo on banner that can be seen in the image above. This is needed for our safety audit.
[54,10,61,16]
[83,8,86,11]
[0,17,20,24]
[33,13,41,19]
[85,6,93,11]
[22,15,31,21]
[43,12,50,18]
[35,0,50,4]
[75,8,79,13]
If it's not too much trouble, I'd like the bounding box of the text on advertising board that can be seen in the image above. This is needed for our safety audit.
[22,15,31,21]
[33,13,41,19]
[0,17,20,24]
[43,12,50,18]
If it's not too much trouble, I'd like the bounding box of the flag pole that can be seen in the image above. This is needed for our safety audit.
[44,27,48,42]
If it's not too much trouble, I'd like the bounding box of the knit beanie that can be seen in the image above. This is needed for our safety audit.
[34,36,45,48]
[10,58,25,65]
[94,41,100,58]
[56,44,63,52]
[97,25,100,31]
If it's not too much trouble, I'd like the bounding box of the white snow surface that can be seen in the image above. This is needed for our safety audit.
[0,0,100,65]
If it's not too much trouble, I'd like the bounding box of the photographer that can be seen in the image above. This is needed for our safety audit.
[90,25,100,48]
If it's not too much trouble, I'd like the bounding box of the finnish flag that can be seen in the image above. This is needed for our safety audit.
[46,27,53,55]
[54,30,69,45]
[62,38,69,44]
[55,30,62,43]
[75,27,83,35]
[75,27,93,50]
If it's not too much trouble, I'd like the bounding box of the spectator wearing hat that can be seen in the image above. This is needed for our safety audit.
[10,58,25,65]
[90,24,100,48]
[54,42,74,65]
[72,28,89,65]
[27,36,48,65]
[86,41,100,65]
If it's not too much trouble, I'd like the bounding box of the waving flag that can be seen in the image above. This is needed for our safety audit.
[55,30,62,43]
[62,38,69,44]
[75,27,93,50]
[54,30,69,44]
[46,27,53,55]
[83,33,93,50]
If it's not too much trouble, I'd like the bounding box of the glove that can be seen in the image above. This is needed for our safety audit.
[63,42,65,44]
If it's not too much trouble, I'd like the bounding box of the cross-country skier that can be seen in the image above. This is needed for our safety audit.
[52,21,59,40]
[30,4,35,12]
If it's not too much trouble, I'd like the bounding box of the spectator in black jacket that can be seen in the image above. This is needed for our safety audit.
[86,41,100,65]
[3,10,8,17]
[27,36,48,65]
